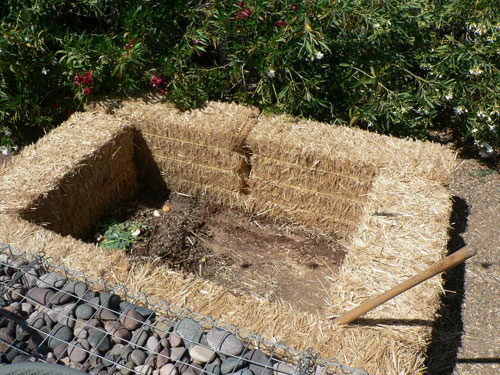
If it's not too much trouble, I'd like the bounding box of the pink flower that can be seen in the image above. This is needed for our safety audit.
[130,38,136,45]
[159,88,166,95]
[235,2,251,21]
[82,70,93,85]
[125,43,132,50]
[194,39,200,45]
[277,20,288,29]
[150,74,163,88]
[74,73,83,86]
[291,5,297,10]
[83,87,92,96]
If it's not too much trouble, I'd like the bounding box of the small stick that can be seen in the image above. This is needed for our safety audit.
[332,246,477,325]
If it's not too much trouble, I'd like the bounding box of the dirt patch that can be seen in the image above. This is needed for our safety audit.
[87,192,345,314]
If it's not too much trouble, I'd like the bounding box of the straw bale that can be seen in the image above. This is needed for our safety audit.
[247,179,362,235]
[109,98,259,206]
[114,99,259,151]
[250,155,374,197]
[248,115,457,183]
[247,116,378,234]
[0,112,137,238]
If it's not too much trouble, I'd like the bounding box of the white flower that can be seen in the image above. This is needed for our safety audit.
[471,128,478,134]
[484,144,494,154]
[25,37,29,42]
[374,23,381,28]
[489,125,495,131]
[469,66,483,76]
[42,67,49,75]
[315,51,324,60]
[477,110,485,118]
[266,69,275,79]
[12,145,18,151]
[444,93,453,101]
[367,122,374,129]
[0,146,8,156]
[454,106,467,115]
[4,129,12,137]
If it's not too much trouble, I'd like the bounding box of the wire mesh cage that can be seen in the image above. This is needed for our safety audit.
[0,243,368,375]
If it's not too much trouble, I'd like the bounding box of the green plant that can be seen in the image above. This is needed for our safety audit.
[468,167,498,182]
[96,219,148,251]
[1,0,499,158]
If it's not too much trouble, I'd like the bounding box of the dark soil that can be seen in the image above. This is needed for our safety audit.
[87,192,345,314]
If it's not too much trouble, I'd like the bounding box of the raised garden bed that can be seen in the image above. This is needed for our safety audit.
[0,98,458,374]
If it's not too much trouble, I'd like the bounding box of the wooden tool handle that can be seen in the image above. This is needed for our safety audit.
[332,246,477,325]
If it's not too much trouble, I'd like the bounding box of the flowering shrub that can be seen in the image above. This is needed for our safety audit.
[0,0,499,158]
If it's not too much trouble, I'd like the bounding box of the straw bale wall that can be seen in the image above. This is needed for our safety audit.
[111,99,258,207]
[0,112,137,238]
[0,100,459,374]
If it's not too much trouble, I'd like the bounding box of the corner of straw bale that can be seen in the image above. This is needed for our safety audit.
[0,111,138,239]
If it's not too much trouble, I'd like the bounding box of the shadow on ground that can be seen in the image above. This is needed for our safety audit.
[424,196,469,374]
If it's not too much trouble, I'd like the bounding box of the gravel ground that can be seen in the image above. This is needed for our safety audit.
[447,159,500,375]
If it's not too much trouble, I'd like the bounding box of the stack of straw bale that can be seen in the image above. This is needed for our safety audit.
[0,101,459,374]
[112,98,260,207]
[247,116,378,236]
[0,112,137,238]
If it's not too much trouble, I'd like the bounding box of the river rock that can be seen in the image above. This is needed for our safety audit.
[189,344,215,364]
[147,335,160,353]
[62,281,88,297]
[135,364,153,375]
[53,342,68,359]
[121,309,144,330]
[160,363,177,375]
[26,288,54,305]
[121,362,135,375]
[102,354,121,367]
[175,318,203,348]
[131,328,150,349]
[47,303,76,327]
[243,350,273,375]
[131,349,147,366]
[49,291,74,306]
[207,328,243,356]
[9,284,25,302]
[48,323,74,349]
[157,348,170,368]
[88,331,111,352]
[274,363,296,375]
[112,327,132,344]
[99,292,121,311]
[170,346,186,361]
[75,304,95,320]
[153,318,174,336]
[205,363,221,375]
[169,332,183,347]
[37,272,67,289]
[68,341,90,363]
[95,308,119,321]
[221,358,247,375]
[74,327,88,340]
